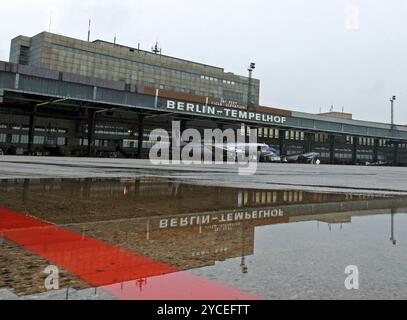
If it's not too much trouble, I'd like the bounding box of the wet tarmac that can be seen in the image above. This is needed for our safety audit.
[0,178,406,300]
[3,157,407,195]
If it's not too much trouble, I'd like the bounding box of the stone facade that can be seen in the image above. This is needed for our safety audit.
[10,32,260,106]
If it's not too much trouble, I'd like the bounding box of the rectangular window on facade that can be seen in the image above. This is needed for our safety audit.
[295,131,300,141]
[34,136,45,145]
[11,135,20,144]
[95,140,109,147]
[240,124,246,136]
[0,133,6,143]
[79,139,89,146]
[20,135,29,144]
[57,137,67,146]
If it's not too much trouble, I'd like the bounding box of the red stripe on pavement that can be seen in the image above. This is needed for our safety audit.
[0,207,260,300]
[101,272,255,300]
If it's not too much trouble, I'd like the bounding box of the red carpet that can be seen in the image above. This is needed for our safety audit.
[0,207,260,300]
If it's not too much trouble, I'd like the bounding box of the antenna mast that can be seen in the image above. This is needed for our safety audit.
[49,14,52,32]
[87,19,91,42]
[151,42,162,55]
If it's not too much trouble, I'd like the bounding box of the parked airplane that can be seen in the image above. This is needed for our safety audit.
[178,138,319,164]
[177,139,279,162]
[208,142,278,162]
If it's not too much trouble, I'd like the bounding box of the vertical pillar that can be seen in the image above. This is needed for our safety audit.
[180,119,187,134]
[329,135,335,164]
[393,143,400,166]
[373,139,379,163]
[87,109,95,157]
[352,136,358,165]
[279,129,286,156]
[137,114,145,159]
[305,132,314,154]
[244,124,250,144]
[27,109,36,155]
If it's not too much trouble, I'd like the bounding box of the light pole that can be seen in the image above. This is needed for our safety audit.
[390,96,396,130]
[390,209,396,246]
[247,63,256,111]
[240,222,248,274]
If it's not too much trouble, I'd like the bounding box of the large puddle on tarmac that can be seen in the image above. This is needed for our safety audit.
[0,178,406,300]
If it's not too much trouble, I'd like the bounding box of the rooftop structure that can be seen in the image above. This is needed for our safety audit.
[10,32,260,109]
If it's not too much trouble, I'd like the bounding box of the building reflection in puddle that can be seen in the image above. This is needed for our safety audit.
[0,178,405,300]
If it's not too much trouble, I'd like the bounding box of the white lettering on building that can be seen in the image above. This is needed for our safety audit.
[166,100,289,124]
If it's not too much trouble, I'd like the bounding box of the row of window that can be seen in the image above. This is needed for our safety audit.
[200,75,239,86]
[346,136,391,147]
[2,124,407,150]
[154,84,246,103]
[0,124,68,134]
[94,124,129,137]
[155,83,221,99]
[257,128,280,139]
[286,131,305,141]
[79,138,109,147]
[0,134,67,146]
[53,44,253,89]
[79,138,157,149]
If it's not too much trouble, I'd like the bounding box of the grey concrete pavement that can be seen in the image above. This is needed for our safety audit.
[1,156,407,195]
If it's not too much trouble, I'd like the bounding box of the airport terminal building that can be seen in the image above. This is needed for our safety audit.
[1,31,407,165]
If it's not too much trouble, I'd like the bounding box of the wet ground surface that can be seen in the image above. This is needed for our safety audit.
[3,157,407,195]
[0,178,406,300]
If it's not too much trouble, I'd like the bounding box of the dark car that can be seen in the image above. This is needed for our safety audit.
[283,152,321,164]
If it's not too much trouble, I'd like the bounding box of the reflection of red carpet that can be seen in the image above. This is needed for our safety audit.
[0,207,260,300]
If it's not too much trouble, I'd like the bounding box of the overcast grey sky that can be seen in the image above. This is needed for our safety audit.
[1,0,406,124]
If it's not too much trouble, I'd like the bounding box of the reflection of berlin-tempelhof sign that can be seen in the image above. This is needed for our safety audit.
[166,100,288,125]
[159,208,285,229]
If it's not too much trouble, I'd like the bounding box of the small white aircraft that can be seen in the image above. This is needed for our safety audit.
[203,142,280,162]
